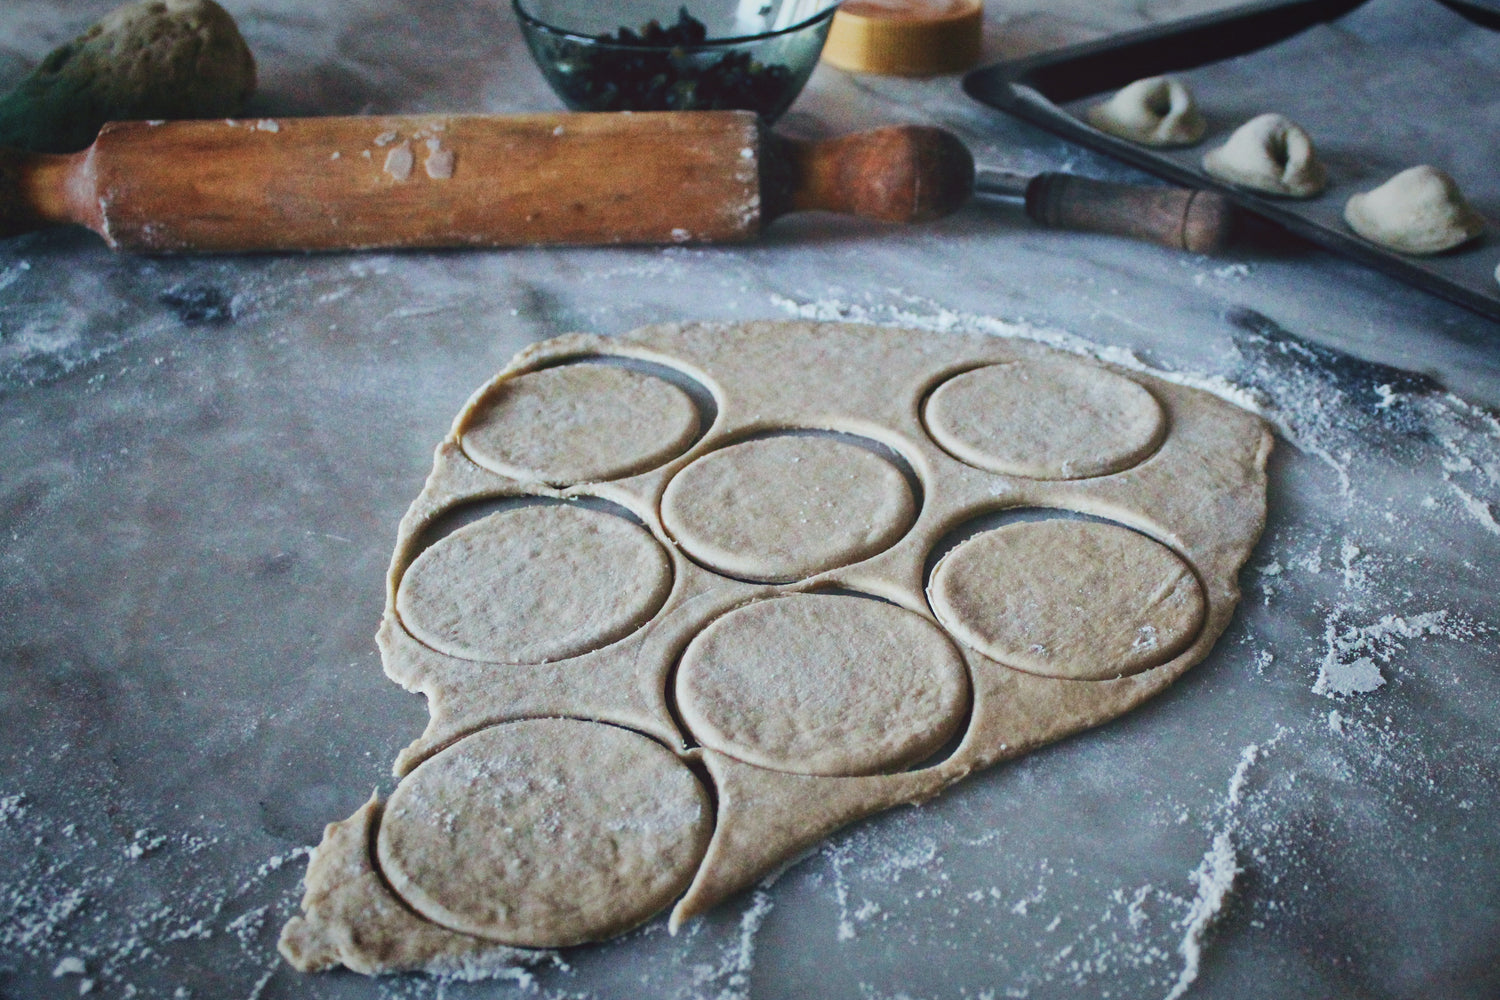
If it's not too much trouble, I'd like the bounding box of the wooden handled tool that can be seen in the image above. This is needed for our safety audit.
[0,111,971,252]
[976,169,1235,255]
[0,109,1231,253]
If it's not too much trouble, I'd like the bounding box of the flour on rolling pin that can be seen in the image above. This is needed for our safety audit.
[371,123,455,182]
[383,141,414,181]
[424,140,455,179]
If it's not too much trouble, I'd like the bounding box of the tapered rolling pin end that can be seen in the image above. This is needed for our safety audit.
[766,125,975,224]
[0,144,100,242]
[0,147,43,239]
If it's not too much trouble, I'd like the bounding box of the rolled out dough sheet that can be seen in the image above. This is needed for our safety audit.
[279,321,1271,974]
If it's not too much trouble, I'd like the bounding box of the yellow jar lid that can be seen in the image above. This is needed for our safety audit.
[821,0,983,76]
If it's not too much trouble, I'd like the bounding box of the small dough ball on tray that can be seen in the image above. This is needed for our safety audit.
[1201,114,1326,198]
[1085,76,1205,147]
[1343,165,1485,255]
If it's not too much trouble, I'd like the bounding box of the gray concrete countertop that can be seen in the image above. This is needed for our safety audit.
[2,2,1498,999]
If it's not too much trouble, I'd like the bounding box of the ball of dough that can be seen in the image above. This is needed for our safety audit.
[1201,114,1326,198]
[1085,76,1205,148]
[0,0,256,153]
[1343,165,1485,255]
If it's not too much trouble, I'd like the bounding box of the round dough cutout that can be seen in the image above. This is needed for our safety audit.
[925,360,1165,480]
[661,434,916,582]
[676,594,969,776]
[929,519,1204,680]
[461,363,700,484]
[376,719,712,947]
[397,503,672,663]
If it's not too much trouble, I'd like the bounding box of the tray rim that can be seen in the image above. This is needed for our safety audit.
[962,0,1500,325]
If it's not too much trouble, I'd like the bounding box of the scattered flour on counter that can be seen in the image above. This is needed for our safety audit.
[827,841,860,941]
[1161,729,1285,1000]
[0,258,31,294]
[1163,831,1240,1000]
[0,792,28,824]
[1448,482,1500,536]
[124,829,167,859]
[0,771,314,999]
[1314,657,1386,696]
[52,955,86,977]
[1190,263,1253,287]
[684,890,775,1000]
[1313,610,1472,697]
[1224,744,1261,809]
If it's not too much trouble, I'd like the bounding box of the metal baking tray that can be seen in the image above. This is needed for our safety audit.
[963,0,1500,323]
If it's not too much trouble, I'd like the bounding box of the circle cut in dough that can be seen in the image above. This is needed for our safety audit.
[1343,165,1485,255]
[396,503,672,663]
[676,594,969,776]
[1085,76,1205,148]
[925,360,1165,480]
[929,519,1204,680]
[376,719,712,947]
[661,434,916,582]
[1201,113,1326,198]
[461,363,700,485]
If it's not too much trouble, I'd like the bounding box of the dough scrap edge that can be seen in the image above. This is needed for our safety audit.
[277,794,552,977]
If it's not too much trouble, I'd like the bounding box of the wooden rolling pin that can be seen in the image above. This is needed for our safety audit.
[0,110,1231,253]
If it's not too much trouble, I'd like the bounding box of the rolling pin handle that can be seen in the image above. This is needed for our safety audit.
[1024,173,1236,254]
[763,125,975,225]
[0,145,100,241]
[0,147,46,239]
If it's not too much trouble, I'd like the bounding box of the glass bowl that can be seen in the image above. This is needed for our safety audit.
[513,1,839,122]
